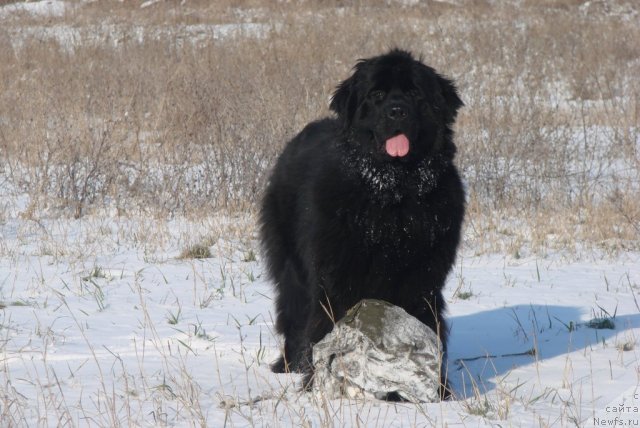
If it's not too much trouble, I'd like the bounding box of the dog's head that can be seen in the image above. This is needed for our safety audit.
[330,49,463,162]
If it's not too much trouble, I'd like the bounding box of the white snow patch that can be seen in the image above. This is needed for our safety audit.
[4,22,274,53]
[0,0,68,19]
[140,0,162,9]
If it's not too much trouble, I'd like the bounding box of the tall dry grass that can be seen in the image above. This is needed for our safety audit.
[0,0,638,252]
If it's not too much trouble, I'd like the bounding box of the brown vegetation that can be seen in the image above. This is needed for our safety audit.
[0,0,638,253]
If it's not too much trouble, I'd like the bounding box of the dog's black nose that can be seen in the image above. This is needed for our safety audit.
[387,105,408,121]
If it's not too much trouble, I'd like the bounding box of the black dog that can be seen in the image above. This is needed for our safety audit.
[260,49,465,392]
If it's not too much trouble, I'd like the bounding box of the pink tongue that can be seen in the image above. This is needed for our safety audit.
[385,134,410,157]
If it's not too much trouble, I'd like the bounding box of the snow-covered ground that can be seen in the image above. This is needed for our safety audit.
[1,189,639,426]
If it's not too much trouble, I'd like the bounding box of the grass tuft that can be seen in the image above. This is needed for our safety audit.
[585,318,616,330]
[455,290,474,300]
[179,244,212,260]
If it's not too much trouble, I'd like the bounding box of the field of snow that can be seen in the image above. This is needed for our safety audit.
[1,188,639,426]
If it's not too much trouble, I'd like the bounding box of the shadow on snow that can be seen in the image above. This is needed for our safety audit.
[446,305,640,396]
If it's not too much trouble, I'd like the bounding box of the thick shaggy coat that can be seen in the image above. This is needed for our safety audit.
[260,49,465,391]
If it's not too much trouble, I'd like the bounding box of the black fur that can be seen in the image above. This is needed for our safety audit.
[260,49,465,394]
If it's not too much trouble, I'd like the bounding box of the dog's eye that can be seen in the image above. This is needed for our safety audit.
[369,90,386,101]
[408,89,420,98]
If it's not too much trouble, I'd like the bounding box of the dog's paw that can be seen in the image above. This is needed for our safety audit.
[270,356,289,373]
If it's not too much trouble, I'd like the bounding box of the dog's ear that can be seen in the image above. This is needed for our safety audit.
[329,74,358,125]
[435,74,463,125]
[331,59,371,126]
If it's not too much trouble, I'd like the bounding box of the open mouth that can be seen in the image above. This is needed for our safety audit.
[384,133,410,158]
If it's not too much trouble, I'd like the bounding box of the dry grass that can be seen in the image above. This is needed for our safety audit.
[0,0,638,253]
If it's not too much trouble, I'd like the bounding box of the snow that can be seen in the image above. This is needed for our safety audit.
[3,22,274,53]
[0,0,68,19]
[1,191,639,426]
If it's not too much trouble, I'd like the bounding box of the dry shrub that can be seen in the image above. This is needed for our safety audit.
[0,1,638,251]
[1,40,136,217]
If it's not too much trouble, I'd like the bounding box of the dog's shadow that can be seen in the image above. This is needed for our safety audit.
[446,304,640,396]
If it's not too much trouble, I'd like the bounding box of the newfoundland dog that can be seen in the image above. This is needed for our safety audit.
[260,49,465,392]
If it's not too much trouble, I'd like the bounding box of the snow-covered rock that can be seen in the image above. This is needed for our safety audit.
[312,299,443,403]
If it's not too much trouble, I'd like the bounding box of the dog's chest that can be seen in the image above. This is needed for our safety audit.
[358,154,440,194]
[343,200,441,257]
[319,156,450,258]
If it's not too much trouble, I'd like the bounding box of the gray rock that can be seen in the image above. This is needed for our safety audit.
[312,299,443,403]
